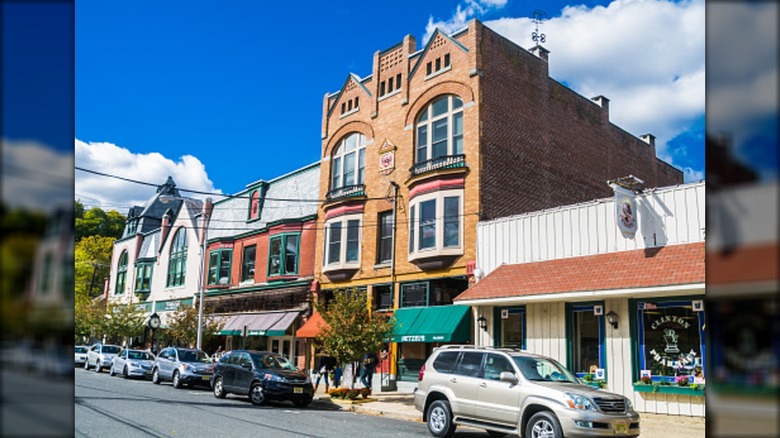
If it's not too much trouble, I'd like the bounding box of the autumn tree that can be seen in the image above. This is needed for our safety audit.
[165,303,224,349]
[75,235,115,300]
[317,289,394,388]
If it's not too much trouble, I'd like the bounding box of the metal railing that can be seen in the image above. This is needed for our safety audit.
[326,184,366,201]
[409,154,466,177]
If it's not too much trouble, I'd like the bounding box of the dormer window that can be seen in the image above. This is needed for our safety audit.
[249,190,260,220]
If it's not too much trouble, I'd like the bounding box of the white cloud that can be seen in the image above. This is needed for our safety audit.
[424,0,508,43]
[683,167,704,183]
[75,139,222,212]
[2,138,74,213]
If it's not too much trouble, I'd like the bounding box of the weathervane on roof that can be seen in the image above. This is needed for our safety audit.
[531,9,547,45]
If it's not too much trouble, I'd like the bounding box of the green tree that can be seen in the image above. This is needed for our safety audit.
[317,289,395,388]
[101,301,148,345]
[165,303,224,349]
[75,235,115,300]
[75,203,126,242]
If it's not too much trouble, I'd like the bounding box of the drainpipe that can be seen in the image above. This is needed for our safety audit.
[388,181,400,391]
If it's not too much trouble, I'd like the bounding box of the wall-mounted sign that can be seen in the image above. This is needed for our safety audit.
[593,305,604,316]
[640,369,652,378]
[501,309,509,319]
[614,185,638,238]
[378,139,396,175]
[692,299,703,312]
[164,301,180,311]
[595,368,605,380]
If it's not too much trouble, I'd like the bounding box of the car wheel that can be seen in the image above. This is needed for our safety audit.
[123,366,129,379]
[213,377,226,399]
[95,363,102,373]
[84,359,90,370]
[152,368,160,384]
[249,383,266,406]
[292,396,312,408]
[526,411,562,438]
[109,365,115,376]
[172,371,182,389]
[427,400,456,438]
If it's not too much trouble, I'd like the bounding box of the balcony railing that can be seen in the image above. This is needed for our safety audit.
[410,154,466,177]
[326,184,366,201]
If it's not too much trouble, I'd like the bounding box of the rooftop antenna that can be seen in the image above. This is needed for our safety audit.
[531,9,547,45]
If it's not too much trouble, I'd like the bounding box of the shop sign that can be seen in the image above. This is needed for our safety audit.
[614,186,638,238]
[401,335,425,342]
[248,330,265,336]
[378,140,396,175]
[647,315,698,369]
[164,301,180,311]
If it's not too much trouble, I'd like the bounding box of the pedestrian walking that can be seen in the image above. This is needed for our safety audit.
[332,362,343,388]
[359,351,379,389]
[314,353,337,392]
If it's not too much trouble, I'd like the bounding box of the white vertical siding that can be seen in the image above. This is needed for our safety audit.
[476,183,705,276]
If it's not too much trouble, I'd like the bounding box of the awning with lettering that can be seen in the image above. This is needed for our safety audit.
[391,305,471,343]
[217,311,300,337]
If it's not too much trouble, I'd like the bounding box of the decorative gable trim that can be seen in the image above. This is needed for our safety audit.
[327,73,373,118]
[409,28,469,82]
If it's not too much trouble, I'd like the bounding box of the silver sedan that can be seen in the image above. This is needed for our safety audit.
[109,349,155,379]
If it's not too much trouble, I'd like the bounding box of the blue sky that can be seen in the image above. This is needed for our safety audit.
[73,0,708,210]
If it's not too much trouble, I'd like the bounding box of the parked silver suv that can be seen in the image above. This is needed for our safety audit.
[414,345,640,438]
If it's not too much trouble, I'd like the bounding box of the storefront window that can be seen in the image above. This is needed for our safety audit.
[495,307,525,349]
[636,298,705,381]
[567,303,605,379]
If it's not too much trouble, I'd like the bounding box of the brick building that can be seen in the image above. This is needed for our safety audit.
[309,19,682,389]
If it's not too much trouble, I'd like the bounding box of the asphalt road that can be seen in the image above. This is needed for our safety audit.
[2,369,74,437]
[75,367,433,438]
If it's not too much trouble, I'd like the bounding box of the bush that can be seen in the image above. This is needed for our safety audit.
[640,376,652,385]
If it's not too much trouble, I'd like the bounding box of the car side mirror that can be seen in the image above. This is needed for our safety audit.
[499,371,519,385]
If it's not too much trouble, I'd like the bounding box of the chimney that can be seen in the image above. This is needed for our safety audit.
[159,211,171,253]
[640,134,656,147]
[201,198,213,245]
[591,95,610,124]
[529,45,550,77]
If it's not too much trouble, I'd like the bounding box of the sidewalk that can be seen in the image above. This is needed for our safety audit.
[312,386,705,437]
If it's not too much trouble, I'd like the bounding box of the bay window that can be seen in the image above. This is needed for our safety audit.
[408,189,463,261]
[134,261,153,293]
[323,214,361,271]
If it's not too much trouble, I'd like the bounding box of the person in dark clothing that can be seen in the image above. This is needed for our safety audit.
[359,351,379,389]
[314,354,337,392]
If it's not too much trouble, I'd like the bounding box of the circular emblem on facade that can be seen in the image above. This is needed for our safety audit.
[620,200,634,228]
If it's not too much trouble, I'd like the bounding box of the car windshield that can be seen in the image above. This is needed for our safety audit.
[128,351,153,361]
[252,353,297,371]
[179,350,211,363]
[102,346,121,354]
[512,356,578,383]
[75,346,88,353]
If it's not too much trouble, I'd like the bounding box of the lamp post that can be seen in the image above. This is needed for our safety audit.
[159,194,212,351]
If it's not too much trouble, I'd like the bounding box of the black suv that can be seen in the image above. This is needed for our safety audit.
[210,350,313,407]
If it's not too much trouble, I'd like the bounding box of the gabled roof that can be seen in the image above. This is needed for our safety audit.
[137,230,160,260]
[455,242,705,303]
[327,73,372,118]
[409,28,469,82]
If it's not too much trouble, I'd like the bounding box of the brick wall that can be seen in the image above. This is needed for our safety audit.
[476,22,682,221]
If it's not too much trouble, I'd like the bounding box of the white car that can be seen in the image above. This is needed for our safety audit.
[109,349,155,379]
[75,345,88,367]
[84,343,122,373]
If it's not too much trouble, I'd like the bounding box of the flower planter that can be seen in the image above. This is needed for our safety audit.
[633,383,705,396]
[330,397,376,405]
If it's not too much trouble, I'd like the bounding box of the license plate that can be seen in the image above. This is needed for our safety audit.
[293,387,303,394]
[202,376,210,381]
[614,423,628,434]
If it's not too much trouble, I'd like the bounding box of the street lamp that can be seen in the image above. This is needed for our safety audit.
[159,194,212,351]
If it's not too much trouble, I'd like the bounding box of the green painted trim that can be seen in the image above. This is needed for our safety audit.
[492,306,526,348]
[207,248,233,286]
[633,384,705,396]
[154,297,194,312]
[709,383,778,398]
[565,301,608,383]
[266,232,301,277]
[204,280,310,296]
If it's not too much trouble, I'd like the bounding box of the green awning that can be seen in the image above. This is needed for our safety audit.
[391,305,472,343]
[217,311,300,337]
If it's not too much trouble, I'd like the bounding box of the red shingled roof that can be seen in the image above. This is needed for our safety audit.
[707,243,778,285]
[455,242,705,302]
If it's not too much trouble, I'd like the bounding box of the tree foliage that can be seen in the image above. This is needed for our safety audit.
[75,235,115,300]
[316,289,394,382]
[165,303,223,349]
[75,201,126,242]
[75,299,147,345]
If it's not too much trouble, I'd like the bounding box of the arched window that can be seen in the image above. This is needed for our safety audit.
[331,133,367,190]
[415,95,464,164]
[167,227,188,287]
[115,251,128,295]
